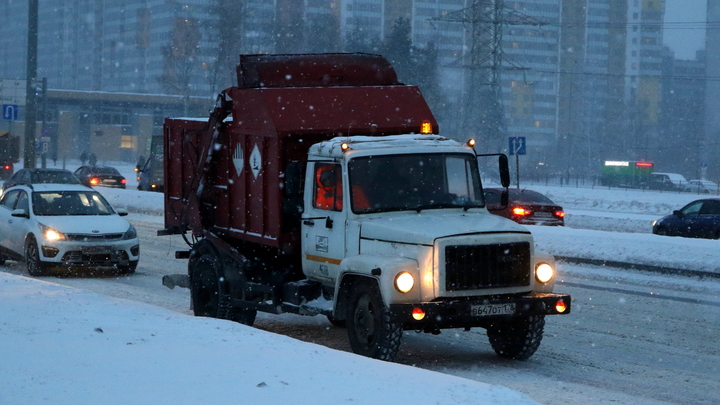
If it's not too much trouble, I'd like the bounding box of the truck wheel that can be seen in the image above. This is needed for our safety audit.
[25,237,48,277]
[346,280,403,361]
[487,315,545,360]
[189,249,256,326]
[190,254,220,317]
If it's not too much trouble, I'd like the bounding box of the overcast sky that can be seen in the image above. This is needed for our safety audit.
[663,0,707,60]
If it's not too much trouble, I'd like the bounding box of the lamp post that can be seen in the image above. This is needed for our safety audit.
[24,0,38,168]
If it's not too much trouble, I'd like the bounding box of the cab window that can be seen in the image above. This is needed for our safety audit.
[313,163,342,211]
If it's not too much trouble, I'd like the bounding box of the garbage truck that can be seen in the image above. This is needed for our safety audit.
[159,53,571,361]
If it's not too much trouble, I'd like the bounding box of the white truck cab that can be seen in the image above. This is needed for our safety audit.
[299,135,567,359]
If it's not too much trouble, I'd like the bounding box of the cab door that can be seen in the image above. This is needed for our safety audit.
[301,163,347,284]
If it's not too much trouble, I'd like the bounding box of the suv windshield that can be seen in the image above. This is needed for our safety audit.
[348,153,484,213]
[32,190,114,216]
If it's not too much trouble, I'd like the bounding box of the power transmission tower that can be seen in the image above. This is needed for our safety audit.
[433,0,545,148]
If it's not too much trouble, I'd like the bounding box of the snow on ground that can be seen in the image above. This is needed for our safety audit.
[2,160,718,404]
[0,272,535,405]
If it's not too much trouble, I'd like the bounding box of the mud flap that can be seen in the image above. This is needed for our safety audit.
[162,274,190,289]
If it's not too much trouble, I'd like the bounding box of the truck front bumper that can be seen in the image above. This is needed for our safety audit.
[389,292,571,330]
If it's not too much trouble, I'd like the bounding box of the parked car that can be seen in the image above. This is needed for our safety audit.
[648,172,691,192]
[0,183,139,276]
[0,168,81,197]
[652,198,720,239]
[688,179,718,194]
[484,188,565,226]
[74,165,127,189]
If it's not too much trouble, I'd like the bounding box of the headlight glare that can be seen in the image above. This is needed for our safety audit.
[39,224,65,241]
[394,271,415,293]
[535,263,554,283]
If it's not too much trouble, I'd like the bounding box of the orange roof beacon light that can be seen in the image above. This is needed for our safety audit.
[467,138,476,147]
[420,120,433,134]
[340,142,350,152]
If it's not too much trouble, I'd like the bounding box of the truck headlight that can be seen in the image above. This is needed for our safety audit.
[535,263,554,283]
[394,271,415,293]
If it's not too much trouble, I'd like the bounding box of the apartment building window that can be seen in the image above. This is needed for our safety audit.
[120,135,136,149]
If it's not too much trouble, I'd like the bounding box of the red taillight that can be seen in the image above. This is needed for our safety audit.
[512,207,530,216]
[3,165,10,170]
[555,211,565,218]
[121,178,127,185]
[89,177,100,186]
[635,162,653,167]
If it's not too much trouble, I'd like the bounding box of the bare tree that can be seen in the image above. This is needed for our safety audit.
[158,18,201,97]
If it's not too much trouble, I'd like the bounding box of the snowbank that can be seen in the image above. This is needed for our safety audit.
[0,272,537,405]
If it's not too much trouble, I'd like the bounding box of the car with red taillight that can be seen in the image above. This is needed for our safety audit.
[74,165,127,189]
[484,188,565,226]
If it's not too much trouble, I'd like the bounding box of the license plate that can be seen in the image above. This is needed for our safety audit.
[82,246,112,255]
[104,179,117,184]
[471,303,516,316]
[534,212,552,218]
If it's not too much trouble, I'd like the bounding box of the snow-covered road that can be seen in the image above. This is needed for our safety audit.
[2,166,720,404]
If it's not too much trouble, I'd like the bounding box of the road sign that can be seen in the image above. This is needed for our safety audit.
[2,104,18,120]
[509,136,526,155]
[0,79,27,106]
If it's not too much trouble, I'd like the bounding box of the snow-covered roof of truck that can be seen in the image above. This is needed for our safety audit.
[308,134,474,158]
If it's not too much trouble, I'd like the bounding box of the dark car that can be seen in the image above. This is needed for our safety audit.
[0,168,81,197]
[74,165,127,189]
[484,188,565,226]
[0,162,13,180]
[652,198,720,239]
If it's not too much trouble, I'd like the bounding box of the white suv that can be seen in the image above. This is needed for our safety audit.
[0,183,139,276]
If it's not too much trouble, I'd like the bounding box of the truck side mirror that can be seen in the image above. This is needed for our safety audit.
[498,154,510,188]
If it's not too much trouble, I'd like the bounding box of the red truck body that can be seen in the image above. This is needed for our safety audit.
[163,53,437,254]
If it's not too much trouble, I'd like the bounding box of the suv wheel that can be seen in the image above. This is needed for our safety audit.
[25,237,48,277]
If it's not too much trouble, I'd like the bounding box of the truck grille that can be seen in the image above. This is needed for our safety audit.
[445,242,531,291]
[65,233,124,241]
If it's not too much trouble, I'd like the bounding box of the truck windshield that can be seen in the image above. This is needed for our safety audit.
[348,153,484,213]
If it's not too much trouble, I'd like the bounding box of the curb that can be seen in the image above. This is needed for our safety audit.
[555,256,720,280]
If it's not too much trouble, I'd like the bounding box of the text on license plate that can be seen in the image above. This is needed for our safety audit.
[82,246,112,255]
[471,303,516,316]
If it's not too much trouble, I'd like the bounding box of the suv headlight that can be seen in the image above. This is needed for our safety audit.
[39,223,66,241]
[123,224,137,240]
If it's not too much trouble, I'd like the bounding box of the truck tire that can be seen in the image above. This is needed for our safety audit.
[189,244,256,326]
[346,280,403,361]
[487,315,545,360]
[25,237,48,277]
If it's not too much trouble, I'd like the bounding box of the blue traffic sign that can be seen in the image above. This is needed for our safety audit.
[2,104,18,120]
[509,136,526,155]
